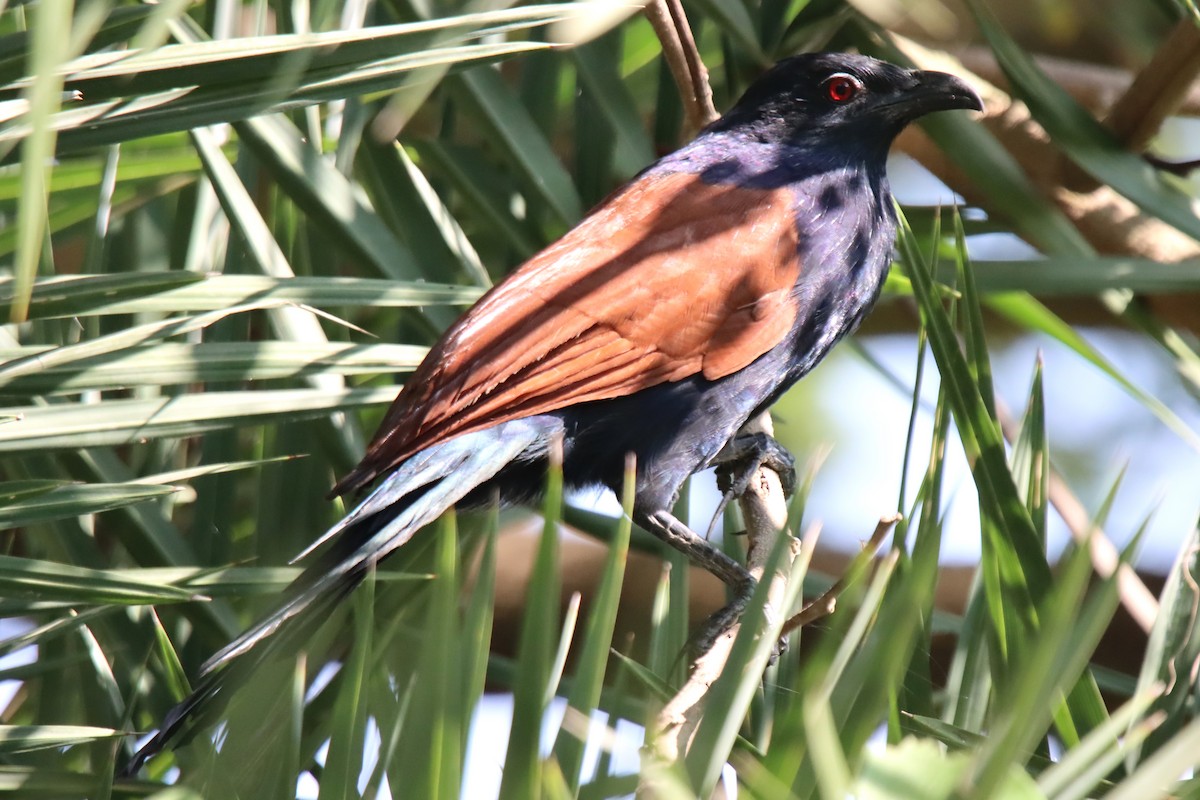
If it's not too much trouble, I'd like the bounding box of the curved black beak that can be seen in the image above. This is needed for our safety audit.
[903,70,984,116]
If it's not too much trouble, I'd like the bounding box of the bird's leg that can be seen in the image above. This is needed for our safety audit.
[702,428,796,660]
[636,507,758,657]
[638,508,754,589]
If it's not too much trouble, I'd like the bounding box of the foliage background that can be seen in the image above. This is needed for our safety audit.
[1,0,1199,797]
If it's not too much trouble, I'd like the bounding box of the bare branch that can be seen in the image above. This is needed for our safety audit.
[782,513,899,634]
[958,45,1200,119]
[644,0,717,134]
[1103,19,1200,152]
[892,36,1200,263]
[646,412,801,773]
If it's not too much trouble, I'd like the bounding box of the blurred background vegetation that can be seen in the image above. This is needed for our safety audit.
[1,0,1199,797]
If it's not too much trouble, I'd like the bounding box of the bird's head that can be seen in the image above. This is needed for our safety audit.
[711,52,982,153]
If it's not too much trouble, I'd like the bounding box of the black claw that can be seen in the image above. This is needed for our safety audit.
[714,432,797,500]
[768,635,788,665]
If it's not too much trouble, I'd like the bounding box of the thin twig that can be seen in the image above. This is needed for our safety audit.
[1144,155,1200,176]
[664,0,717,127]
[643,0,717,134]
[781,513,900,634]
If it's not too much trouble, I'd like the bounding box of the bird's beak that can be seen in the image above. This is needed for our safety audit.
[900,70,985,116]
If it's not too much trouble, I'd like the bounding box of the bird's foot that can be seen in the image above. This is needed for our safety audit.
[688,579,789,664]
[689,578,756,658]
[714,432,797,504]
[771,634,788,664]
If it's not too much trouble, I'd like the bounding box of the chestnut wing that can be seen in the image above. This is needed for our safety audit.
[336,171,802,494]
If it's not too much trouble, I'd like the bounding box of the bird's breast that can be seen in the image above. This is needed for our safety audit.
[776,168,896,382]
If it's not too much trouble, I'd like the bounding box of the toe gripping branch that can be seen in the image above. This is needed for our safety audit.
[651,419,802,761]
[710,431,797,537]
[686,428,800,658]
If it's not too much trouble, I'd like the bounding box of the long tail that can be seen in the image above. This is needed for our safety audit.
[122,417,557,775]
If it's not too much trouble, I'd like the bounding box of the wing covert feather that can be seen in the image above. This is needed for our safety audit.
[338,171,803,493]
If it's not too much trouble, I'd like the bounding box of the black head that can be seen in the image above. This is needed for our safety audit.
[711,52,982,151]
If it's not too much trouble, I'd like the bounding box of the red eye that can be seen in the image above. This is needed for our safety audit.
[824,74,861,103]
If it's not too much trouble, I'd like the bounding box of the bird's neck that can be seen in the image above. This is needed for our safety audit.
[779,152,897,384]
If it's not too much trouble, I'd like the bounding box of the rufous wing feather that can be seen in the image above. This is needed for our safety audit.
[335,171,803,495]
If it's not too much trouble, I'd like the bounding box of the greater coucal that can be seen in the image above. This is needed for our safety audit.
[126,52,981,771]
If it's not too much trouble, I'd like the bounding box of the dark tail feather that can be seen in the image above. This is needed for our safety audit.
[122,418,556,776]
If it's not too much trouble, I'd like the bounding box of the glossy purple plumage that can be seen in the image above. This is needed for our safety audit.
[123,52,981,774]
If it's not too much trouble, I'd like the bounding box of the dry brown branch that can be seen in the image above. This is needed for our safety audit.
[782,513,899,634]
[638,14,799,781]
[995,402,1159,632]
[957,45,1200,119]
[644,0,717,133]
[892,36,1200,263]
[1061,19,1200,191]
[664,0,717,127]
[1103,19,1200,152]
[638,8,788,773]
[647,412,801,771]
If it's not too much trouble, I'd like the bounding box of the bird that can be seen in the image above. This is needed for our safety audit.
[124,51,981,772]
